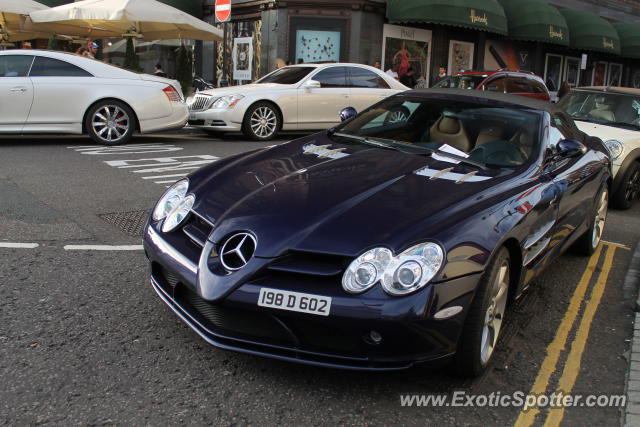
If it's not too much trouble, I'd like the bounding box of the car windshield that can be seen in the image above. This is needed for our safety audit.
[332,96,542,168]
[558,90,640,130]
[433,75,487,90]
[256,67,314,84]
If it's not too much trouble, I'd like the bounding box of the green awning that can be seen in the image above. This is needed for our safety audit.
[498,0,569,46]
[387,0,507,35]
[560,9,620,54]
[613,22,640,59]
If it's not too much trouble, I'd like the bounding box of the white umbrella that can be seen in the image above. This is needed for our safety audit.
[30,0,223,41]
[0,0,49,42]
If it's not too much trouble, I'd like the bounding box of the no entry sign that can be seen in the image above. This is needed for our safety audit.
[215,0,231,23]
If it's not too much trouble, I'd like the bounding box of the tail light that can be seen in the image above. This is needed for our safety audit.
[163,85,182,102]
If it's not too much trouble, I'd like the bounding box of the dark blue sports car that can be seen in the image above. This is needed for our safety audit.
[143,89,610,377]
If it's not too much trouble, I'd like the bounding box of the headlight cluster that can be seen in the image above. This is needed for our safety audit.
[152,179,195,232]
[604,139,624,160]
[212,94,244,109]
[342,243,444,296]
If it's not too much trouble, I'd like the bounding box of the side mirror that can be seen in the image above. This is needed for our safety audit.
[557,139,587,158]
[339,107,357,122]
[303,79,321,89]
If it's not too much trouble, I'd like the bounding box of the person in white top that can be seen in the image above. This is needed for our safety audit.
[385,63,399,79]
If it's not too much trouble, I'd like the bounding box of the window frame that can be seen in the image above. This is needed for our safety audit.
[347,66,390,89]
[310,66,348,88]
[28,56,94,78]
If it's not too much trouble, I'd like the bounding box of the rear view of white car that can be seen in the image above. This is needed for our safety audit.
[187,63,408,141]
[0,50,188,145]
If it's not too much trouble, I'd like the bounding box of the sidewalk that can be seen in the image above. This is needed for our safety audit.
[623,242,640,426]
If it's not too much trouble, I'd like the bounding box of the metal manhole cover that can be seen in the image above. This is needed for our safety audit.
[98,210,149,237]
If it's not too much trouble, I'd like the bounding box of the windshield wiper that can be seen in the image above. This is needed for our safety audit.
[332,132,488,170]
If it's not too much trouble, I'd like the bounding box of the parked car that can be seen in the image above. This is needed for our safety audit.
[0,50,187,145]
[187,63,408,140]
[433,69,551,101]
[144,88,610,376]
[558,86,640,209]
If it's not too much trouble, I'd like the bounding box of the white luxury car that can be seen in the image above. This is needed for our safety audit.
[187,63,408,140]
[559,87,640,209]
[0,50,188,145]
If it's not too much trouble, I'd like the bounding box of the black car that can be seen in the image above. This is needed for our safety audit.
[143,89,610,377]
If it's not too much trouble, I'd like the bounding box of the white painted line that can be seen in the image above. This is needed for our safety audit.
[142,173,188,180]
[154,180,180,184]
[0,242,39,248]
[63,245,144,251]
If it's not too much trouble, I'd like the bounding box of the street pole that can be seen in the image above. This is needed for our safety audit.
[222,21,228,86]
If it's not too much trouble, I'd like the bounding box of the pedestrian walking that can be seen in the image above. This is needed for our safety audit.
[154,63,167,78]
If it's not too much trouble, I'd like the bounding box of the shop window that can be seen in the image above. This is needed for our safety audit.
[348,67,390,89]
[289,17,347,64]
[312,67,348,88]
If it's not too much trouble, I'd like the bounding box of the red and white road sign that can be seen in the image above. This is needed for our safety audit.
[215,0,231,22]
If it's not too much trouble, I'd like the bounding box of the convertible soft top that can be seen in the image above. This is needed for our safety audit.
[407,88,563,114]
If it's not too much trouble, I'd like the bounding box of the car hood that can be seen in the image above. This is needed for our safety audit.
[189,134,516,258]
[575,120,640,145]
[193,83,291,98]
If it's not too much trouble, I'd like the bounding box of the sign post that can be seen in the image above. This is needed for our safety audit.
[215,0,231,84]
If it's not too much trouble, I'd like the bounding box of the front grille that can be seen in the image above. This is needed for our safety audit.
[189,95,213,111]
[181,212,213,248]
[176,285,295,345]
[267,251,348,277]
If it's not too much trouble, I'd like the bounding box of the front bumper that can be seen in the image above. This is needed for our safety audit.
[187,108,243,132]
[143,223,479,371]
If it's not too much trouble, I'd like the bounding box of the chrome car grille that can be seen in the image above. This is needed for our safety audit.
[189,94,213,111]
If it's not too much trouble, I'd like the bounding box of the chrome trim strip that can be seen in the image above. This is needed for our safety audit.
[147,226,197,275]
[523,237,551,267]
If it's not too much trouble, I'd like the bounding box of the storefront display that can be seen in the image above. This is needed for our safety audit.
[448,40,474,74]
[295,30,340,63]
[381,24,431,83]
[233,37,253,81]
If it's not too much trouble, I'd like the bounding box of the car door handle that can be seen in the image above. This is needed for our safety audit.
[10,87,27,92]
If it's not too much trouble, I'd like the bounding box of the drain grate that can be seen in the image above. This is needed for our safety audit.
[98,210,150,237]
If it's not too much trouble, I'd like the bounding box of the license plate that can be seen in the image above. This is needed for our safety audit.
[258,288,331,316]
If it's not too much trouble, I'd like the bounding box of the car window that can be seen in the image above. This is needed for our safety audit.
[0,55,34,77]
[349,67,390,89]
[433,74,487,89]
[256,66,314,84]
[506,77,532,94]
[29,56,93,77]
[483,76,505,93]
[312,67,348,88]
[528,78,548,94]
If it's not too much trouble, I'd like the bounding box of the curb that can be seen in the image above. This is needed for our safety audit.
[623,241,640,426]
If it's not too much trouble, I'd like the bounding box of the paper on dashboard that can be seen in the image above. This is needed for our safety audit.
[432,144,469,164]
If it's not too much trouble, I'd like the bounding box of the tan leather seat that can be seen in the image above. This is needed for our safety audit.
[475,126,504,147]
[429,116,471,152]
[588,108,615,121]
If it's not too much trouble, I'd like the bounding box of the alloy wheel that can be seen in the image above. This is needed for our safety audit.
[480,261,509,364]
[592,190,608,248]
[250,107,277,138]
[625,169,640,202]
[92,105,130,143]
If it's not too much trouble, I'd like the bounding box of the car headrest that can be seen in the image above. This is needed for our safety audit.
[476,126,504,146]
[437,117,461,134]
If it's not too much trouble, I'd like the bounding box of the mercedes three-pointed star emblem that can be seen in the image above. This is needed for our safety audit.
[219,232,257,271]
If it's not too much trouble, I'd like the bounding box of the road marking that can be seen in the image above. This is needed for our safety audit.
[0,242,39,248]
[542,245,616,427]
[142,173,188,180]
[601,240,631,250]
[514,244,604,427]
[68,144,183,155]
[103,155,218,185]
[63,245,144,251]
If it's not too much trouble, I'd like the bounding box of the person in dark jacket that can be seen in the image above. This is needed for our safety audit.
[400,66,417,88]
[154,63,167,78]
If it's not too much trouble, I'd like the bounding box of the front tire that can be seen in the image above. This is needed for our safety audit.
[242,102,281,141]
[453,247,510,377]
[85,100,135,146]
[573,187,608,255]
[612,162,640,210]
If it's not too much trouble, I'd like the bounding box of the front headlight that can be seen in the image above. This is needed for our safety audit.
[342,243,444,296]
[211,94,244,109]
[604,139,624,160]
[161,194,195,233]
[153,179,189,221]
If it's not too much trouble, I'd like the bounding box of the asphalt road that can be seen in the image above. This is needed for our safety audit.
[1,131,639,426]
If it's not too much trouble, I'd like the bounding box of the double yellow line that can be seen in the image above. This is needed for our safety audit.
[514,242,621,427]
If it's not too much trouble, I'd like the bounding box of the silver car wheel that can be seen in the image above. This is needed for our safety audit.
[480,261,509,364]
[592,190,608,248]
[250,106,277,138]
[92,105,130,143]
